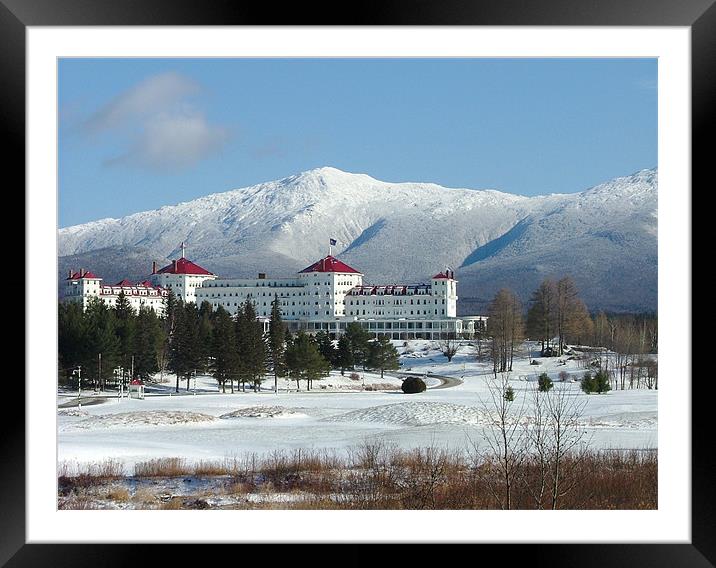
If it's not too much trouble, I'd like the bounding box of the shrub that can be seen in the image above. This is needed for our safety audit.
[581,370,611,394]
[581,372,594,393]
[558,370,570,382]
[504,386,515,402]
[593,370,611,393]
[401,376,426,394]
[349,373,360,381]
[538,373,553,392]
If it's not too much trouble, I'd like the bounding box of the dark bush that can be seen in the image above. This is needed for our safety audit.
[593,370,611,393]
[504,386,515,402]
[582,369,611,394]
[581,372,594,393]
[401,376,427,394]
[537,372,553,392]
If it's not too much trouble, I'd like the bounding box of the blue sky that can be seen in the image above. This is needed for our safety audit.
[59,58,657,227]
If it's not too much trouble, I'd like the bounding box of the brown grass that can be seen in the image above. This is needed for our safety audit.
[193,460,229,476]
[105,486,130,502]
[58,446,657,510]
[131,487,157,505]
[58,459,126,493]
[134,457,187,477]
[159,497,184,510]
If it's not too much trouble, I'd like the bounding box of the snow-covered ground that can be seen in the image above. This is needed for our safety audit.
[57,341,657,472]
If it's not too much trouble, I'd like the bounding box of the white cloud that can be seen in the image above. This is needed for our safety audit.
[82,72,230,172]
[105,108,230,171]
[84,72,200,133]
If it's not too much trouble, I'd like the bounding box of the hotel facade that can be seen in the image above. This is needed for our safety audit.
[63,253,486,339]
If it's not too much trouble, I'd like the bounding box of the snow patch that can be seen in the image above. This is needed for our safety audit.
[220,406,306,419]
[58,408,90,417]
[60,410,217,431]
[584,411,657,429]
[324,401,490,427]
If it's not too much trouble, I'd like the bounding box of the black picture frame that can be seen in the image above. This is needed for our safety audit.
[7,0,705,565]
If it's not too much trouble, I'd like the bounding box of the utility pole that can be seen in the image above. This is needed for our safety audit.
[114,367,124,399]
[73,366,82,399]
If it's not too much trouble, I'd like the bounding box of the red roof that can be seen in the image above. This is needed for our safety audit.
[67,271,100,280]
[156,257,214,276]
[432,272,450,279]
[299,255,361,274]
[130,379,143,385]
[114,279,134,287]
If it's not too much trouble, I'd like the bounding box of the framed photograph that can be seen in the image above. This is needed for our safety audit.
[11,0,706,565]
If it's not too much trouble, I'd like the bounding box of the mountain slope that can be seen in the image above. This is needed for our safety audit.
[59,167,657,313]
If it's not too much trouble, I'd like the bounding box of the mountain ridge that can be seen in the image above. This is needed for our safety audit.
[59,166,657,313]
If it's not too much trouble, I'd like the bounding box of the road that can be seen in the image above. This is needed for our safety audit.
[398,372,464,390]
[57,396,111,409]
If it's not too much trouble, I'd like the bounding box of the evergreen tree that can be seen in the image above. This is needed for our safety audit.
[580,371,610,394]
[211,306,238,393]
[159,289,179,380]
[344,322,371,370]
[267,294,286,393]
[366,336,400,378]
[133,306,164,380]
[83,296,120,391]
[315,330,337,367]
[113,291,136,372]
[537,372,554,392]
[581,372,594,394]
[504,385,515,402]
[593,369,612,394]
[168,301,201,393]
[235,298,268,392]
[197,301,214,374]
[285,331,330,391]
[336,335,354,376]
[58,302,88,383]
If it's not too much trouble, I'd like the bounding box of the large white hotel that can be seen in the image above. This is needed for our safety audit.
[63,251,486,339]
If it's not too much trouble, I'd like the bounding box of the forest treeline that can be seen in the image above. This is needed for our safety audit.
[484,276,657,390]
[58,291,400,392]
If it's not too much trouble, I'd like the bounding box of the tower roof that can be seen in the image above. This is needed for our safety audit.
[66,270,100,280]
[156,257,214,276]
[299,255,362,274]
[432,270,456,280]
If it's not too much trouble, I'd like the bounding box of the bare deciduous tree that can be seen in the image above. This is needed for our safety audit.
[544,384,590,509]
[487,289,524,373]
[477,372,527,510]
[527,279,557,355]
[439,337,459,363]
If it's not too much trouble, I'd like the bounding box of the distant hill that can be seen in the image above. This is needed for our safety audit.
[59,166,657,313]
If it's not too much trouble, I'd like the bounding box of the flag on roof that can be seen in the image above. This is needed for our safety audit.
[329,238,337,246]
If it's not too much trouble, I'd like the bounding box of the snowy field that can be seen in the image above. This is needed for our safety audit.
[57,341,657,473]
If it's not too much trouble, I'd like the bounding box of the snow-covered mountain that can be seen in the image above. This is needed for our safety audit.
[58,166,657,313]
